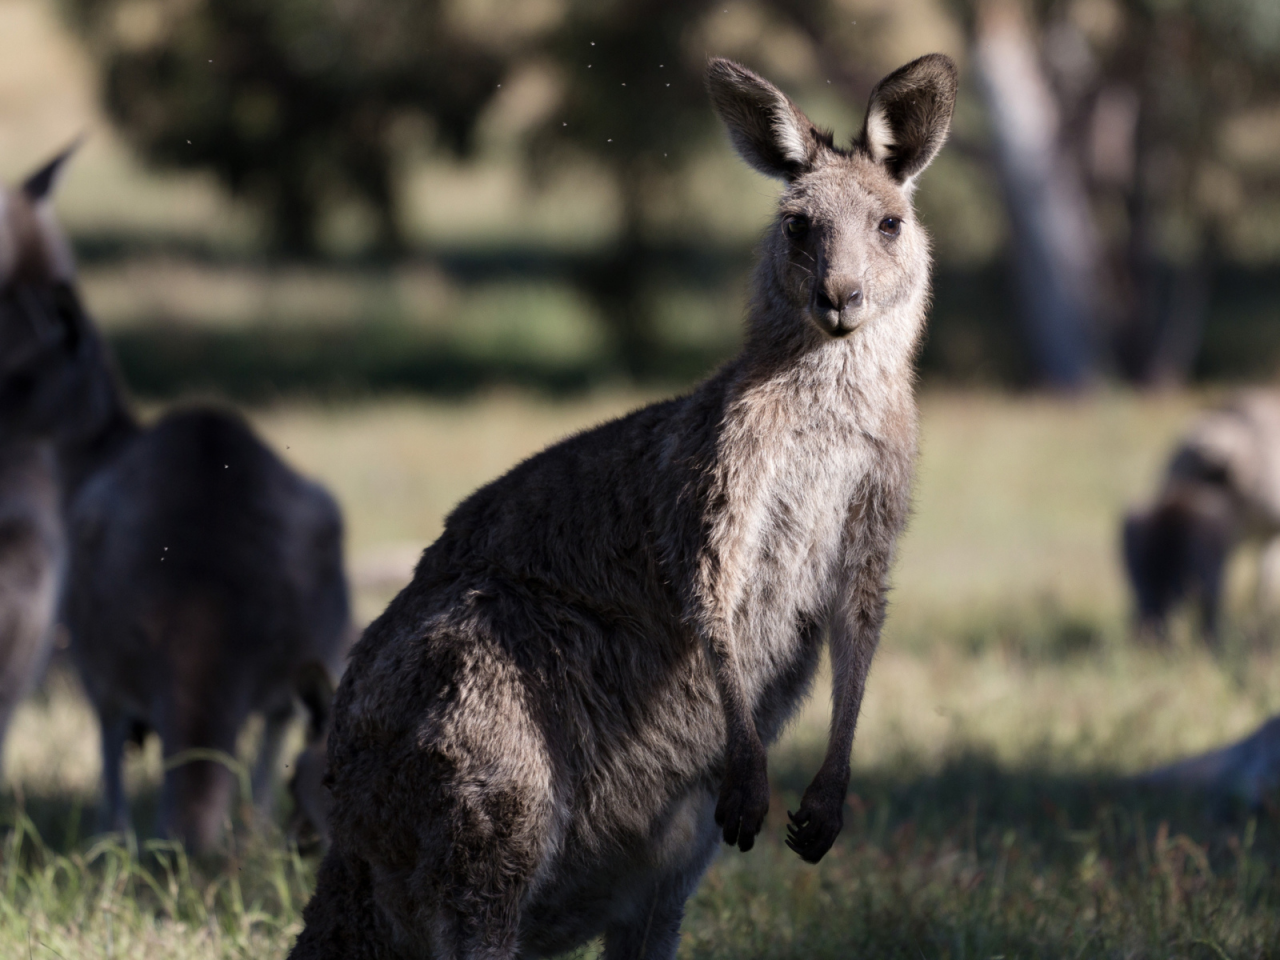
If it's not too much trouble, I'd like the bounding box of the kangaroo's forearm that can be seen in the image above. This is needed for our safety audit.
[820,514,897,783]
[701,616,772,852]
[704,628,765,756]
[822,594,884,782]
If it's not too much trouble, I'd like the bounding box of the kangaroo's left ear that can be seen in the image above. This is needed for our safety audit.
[859,54,958,186]
[22,138,81,203]
[10,139,82,284]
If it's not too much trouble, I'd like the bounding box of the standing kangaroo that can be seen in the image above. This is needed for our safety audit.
[0,158,68,773]
[0,149,353,852]
[291,54,956,959]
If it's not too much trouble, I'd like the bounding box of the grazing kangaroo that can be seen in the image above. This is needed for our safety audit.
[289,54,956,959]
[1124,391,1280,643]
[0,149,353,852]
[0,157,72,775]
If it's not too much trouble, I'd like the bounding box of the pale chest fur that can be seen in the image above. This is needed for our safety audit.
[702,358,917,703]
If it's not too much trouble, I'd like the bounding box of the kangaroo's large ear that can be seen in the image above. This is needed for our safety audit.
[22,139,81,203]
[707,58,823,181]
[859,54,958,185]
[11,140,82,284]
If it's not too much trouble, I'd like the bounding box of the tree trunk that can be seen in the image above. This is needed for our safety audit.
[972,0,1101,389]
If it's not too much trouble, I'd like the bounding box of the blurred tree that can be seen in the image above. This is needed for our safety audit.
[971,0,1099,389]
[65,0,510,255]
[523,0,886,374]
[524,0,721,374]
[954,0,1280,385]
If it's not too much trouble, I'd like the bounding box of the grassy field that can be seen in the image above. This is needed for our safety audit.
[4,388,1280,958]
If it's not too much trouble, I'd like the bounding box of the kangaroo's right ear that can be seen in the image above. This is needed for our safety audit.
[707,58,823,181]
[860,54,958,186]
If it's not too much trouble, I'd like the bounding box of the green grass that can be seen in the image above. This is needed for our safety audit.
[5,389,1280,958]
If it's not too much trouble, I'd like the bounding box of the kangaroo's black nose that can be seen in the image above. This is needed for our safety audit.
[816,284,863,313]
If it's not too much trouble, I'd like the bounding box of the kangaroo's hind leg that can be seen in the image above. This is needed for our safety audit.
[315,639,559,958]
[251,698,295,821]
[602,804,719,960]
[601,867,709,960]
[98,707,133,834]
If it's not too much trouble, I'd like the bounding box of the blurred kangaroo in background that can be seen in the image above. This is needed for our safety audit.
[286,660,336,853]
[0,157,69,774]
[0,148,354,852]
[290,54,956,960]
[1124,391,1280,643]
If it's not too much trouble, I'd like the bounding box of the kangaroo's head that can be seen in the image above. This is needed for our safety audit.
[0,145,114,446]
[707,55,956,349]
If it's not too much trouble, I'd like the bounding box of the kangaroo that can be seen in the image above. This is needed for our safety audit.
[288,55,956,959]
[1124,391,1280,643]
[0,149,354,852]
[0,156,72,776]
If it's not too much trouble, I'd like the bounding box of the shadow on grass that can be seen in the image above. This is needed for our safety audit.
[770,749,1280,874]
[1,785,164,858]
[4,751,1279,957]
[685,751,1280,958]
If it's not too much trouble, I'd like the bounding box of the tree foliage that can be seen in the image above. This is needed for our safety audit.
[66,0,512,254]
[960,0,1280,383]
[63,0,1280,382]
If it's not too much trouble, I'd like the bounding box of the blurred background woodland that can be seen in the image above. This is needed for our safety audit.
[8,3,1280,956]
[3,0,1279,396]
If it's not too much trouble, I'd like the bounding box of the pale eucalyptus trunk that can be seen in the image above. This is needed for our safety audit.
[972,0,1101,388]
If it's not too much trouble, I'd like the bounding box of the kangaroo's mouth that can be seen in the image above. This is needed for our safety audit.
[809,306,864,338]
[808,283,866,338]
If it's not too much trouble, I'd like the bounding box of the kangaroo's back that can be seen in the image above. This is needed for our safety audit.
[69,407,347,677]
[64,405,351,850]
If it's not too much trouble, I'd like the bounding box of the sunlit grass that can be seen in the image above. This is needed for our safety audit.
[5,388,1280,957]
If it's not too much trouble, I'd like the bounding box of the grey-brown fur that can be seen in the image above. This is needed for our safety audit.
[0,154,75,775]
[290,54,956,959]
[0,151,353,852]
[1124,391,1280,642]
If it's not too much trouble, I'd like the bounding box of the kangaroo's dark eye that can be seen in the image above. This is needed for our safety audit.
[783,216,808,239]
[879,216,901,238]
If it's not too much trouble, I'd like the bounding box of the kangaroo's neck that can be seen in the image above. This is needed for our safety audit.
[53,361,140,506]
[734,281,925,423]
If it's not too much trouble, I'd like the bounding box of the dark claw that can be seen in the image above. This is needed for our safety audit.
[717,754,770,852]
[786,795,843,863]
